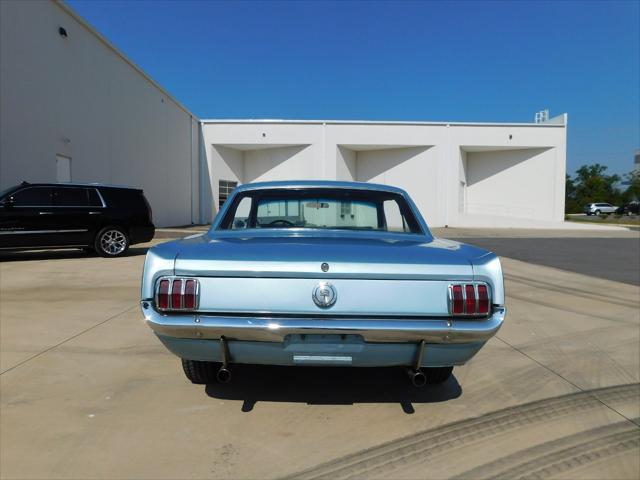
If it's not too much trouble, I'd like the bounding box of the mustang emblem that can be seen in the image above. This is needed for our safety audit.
[312,282,337,308]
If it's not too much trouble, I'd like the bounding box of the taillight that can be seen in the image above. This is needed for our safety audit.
[449,283,491,316]
[184,279,197,309]
[171,279,183,309]
[465,285,476,314]
[155,277,199,311]
[157,279,170,310]
[451,285,464,314]
[477,284,489,314]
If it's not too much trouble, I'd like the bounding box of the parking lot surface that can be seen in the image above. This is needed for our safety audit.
[453,237,640,286]
[1,238,639,479]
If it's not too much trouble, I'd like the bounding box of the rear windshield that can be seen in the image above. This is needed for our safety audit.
[218,188,423,234]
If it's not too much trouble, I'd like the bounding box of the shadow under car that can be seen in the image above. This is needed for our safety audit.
[204,364,462,414]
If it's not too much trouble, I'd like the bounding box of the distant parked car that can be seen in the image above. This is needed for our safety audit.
[0,182,154,256]
[584,203,617,215]
[615,202,640,216]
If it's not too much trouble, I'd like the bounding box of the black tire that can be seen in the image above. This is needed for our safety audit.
[181,359,219,384]
[594,209,601,216]
[94,226,129,257]
[424,366,453,384]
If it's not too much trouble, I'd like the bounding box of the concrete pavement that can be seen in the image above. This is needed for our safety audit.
[1,241,638,479]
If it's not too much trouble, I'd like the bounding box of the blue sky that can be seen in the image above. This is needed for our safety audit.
[67,0,639,177]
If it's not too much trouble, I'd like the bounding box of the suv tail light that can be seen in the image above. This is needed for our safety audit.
[155,277,199,311]
[448,283,491,316]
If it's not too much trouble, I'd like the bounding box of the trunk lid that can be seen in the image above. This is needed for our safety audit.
[173,232,485,317]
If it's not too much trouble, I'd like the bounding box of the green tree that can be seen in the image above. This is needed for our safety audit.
[622,170,640,203]
[565,164,623,213]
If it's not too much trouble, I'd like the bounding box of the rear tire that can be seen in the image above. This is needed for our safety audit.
[594,209,601,216]
[95,226,129,257]
[424,366,453,384]
[181,359,219,384]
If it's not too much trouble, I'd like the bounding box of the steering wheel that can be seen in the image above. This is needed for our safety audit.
[267,219,295,227]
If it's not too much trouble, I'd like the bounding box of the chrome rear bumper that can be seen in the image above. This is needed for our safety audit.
[142,303,505,344]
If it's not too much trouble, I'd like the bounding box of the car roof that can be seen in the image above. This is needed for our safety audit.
[234,180,407,195]
[11,182,141,191]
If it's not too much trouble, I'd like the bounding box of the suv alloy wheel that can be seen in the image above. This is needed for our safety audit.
[95,226,129,257]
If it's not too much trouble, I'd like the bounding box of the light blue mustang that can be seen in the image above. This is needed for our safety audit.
[141,181,505,387]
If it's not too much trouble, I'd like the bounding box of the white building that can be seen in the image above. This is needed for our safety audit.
[1,0,568,228]
[201,119,567,228]
[0,0,199,228]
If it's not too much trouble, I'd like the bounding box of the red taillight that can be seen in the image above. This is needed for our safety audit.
[477,284,489,314]
[156,278,199,311]
[184,279,196,310]
[451,285,464,314]
[465,284,476,314]
[171,279,183,309]
[449,283,490,316]
[157,279,170,310]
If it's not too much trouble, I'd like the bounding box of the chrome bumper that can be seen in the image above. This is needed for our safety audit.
[141,303,505,344]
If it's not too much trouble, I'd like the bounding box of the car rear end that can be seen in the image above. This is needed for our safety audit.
[140,181,505,386]
[140,233,505,383]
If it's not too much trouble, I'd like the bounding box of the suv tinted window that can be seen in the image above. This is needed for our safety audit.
[87,189,103,207]
[99,188,145,211]
[53,187,89,207]
[11,187,52,206]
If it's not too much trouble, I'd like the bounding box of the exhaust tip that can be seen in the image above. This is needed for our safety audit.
[217,367,231,383]
[407,368,427,387]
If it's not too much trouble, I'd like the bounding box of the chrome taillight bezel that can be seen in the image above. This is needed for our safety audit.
[155,277,200,312]
[448,282,492,316]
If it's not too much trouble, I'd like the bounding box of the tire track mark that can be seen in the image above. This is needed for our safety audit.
[506,293,638,326]
[284,384,639,480]
[504,273,638,308]
[456,420,640,479]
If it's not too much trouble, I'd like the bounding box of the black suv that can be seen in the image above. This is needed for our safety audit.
[0,182,155,257]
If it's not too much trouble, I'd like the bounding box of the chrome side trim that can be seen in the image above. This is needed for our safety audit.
[94,188,107,208]
[141,305,505,344]
[0,229,89,235]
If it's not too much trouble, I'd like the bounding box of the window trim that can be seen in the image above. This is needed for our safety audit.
[217,188,424,235]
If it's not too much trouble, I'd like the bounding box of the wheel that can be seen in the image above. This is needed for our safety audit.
[424,366,453,384]
[94,227,129,257]
[181,359,219,384]
[594,209,601,215]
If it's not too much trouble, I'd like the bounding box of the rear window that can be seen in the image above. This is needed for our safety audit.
[87,189,103,207]
[219,188,423,234]
[99,188,145,209]
[53,187,89,206]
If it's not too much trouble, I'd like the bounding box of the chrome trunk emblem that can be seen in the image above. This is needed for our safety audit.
[312,282,337,308]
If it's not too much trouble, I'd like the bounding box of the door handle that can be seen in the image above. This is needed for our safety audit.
[89,211,102,215]
[38,212,53,215]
